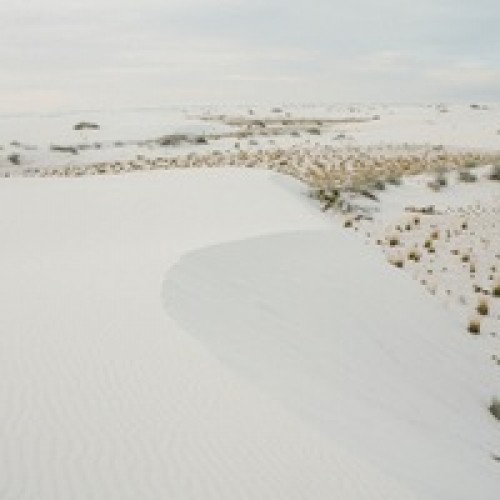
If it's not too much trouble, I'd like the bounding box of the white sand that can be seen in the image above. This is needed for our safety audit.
[0,104,499,498]
[0,170,421,499]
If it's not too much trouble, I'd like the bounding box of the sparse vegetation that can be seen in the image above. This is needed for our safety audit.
[468,318,481,334]
[458,168,477,183]
[428,172,448,191]
[489,165,500,181]
[389,257,404,269]
[477,298,489,316]
[7,153,20,165]
[489,398,500,421]
[407,249,421,262]
[387,175,402,186]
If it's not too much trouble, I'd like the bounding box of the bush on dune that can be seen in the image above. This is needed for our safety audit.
[489,165,500,181]
[489,398,500,421]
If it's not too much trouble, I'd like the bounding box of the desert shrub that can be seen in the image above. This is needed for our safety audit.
[489,165,500,181]
[489,397,500,421]
[310,187,341,211]
[458,168,477,183]
[427,172,447,191]
[387,175,402,186]
[477,298,489,316]
[436,172,448,186]
[407,250,421,262]
[390,258,404,269]
[307,128,321,135]
[369,180,386,191]
[492,283,500,297]
[7,153,20,165]
[468,318,481,334]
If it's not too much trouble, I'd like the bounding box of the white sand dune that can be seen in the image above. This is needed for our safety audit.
[163,230,500,500]
[0,170,420,499]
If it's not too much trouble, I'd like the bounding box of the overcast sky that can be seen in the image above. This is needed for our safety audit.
[1,0,499,112]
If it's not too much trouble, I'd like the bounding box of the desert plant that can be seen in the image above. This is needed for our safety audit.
[488,165,500,181]
[477,298,489,316]
[390,258,404,269]
[468,318,481,335]
[489,397,500,421]
[387,175,402,186]
[407,249,421,262]
[427,168,448,191]
[7,153,21,165]
[458,168,477,183]
[369,180,386,191]
[492,282,500,297]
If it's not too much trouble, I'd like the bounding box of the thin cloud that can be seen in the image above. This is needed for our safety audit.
[1,0,499,112]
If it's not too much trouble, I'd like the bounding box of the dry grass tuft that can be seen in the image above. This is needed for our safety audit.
[489,397,500,421]
[468,318,481,335]
[407,249,421,262]
[477,298,489,316]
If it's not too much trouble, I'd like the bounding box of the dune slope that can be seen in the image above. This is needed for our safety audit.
[0,169,424,499]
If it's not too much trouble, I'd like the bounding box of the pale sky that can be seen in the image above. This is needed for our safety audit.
[1,0,499,112]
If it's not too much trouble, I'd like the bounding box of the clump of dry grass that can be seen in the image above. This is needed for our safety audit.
[458,168,477,183]
[468,317,481,335]
[407,249,421,262]
[477,298,489,316]
[489,397,500,421]
[428,172,448,191]
[389,256,404,268]
[488,165,500,181]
